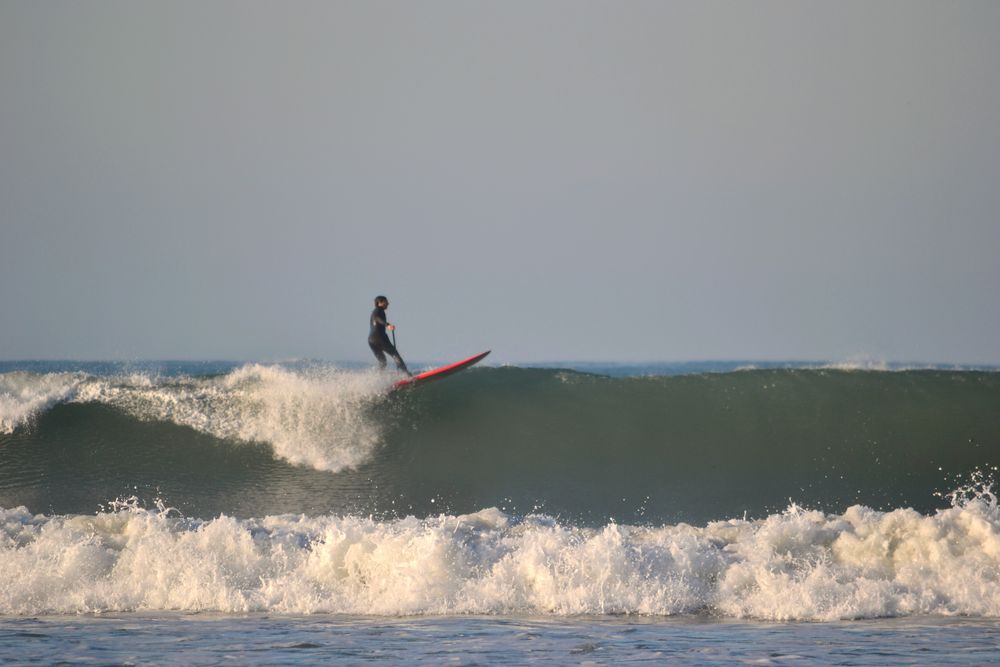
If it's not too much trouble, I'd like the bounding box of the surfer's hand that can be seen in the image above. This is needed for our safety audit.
[387,324,396,331]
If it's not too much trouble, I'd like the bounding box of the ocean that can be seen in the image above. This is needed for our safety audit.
[2,360,999,664]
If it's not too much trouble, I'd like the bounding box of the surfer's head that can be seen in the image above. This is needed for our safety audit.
[374,295,389,308]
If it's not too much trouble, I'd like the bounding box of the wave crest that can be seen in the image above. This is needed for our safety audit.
[1,365,394,472]
[0,371,83,434]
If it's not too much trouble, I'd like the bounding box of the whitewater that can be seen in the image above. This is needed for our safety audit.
[2,490,1000,619]
[0,363,394,472]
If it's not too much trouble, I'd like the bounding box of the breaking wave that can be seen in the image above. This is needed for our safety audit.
[1,364,394,472]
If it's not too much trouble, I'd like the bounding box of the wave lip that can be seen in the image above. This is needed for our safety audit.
[1,364,395,472]
[77,364,393,472]
[0,371,83,434]
[2,490,999,619]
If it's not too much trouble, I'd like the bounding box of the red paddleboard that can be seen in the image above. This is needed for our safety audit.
[394,351,491,389]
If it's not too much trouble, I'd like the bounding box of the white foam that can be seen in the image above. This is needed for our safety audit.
[812,359,982,372]
[75,364,395,472]
[817,358,894,372]
[0,371,83,434]
[1,366,396,472]
[2,493,999,619]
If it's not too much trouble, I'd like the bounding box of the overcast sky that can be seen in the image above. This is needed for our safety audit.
[2,1,998,364]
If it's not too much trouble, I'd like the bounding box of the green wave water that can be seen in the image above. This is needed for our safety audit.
[2,365,998,524]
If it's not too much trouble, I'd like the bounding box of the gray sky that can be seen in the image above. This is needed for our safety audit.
[2,1,999,364]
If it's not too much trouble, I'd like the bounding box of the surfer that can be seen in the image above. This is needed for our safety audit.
[369,295,411,375]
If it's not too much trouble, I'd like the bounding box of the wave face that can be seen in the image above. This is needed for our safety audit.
[1,364,999,523]
[2,492,999,619]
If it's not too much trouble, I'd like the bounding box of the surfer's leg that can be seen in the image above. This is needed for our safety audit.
[391,353,410,375]
[382,340,411,375]
[369,341,387,370]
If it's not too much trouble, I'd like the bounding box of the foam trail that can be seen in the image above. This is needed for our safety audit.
[2,487,999,618]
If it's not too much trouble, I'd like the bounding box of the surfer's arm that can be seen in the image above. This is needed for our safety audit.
[372,312,395,331]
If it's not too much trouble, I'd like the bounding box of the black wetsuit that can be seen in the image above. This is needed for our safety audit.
[369,306,410,373]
